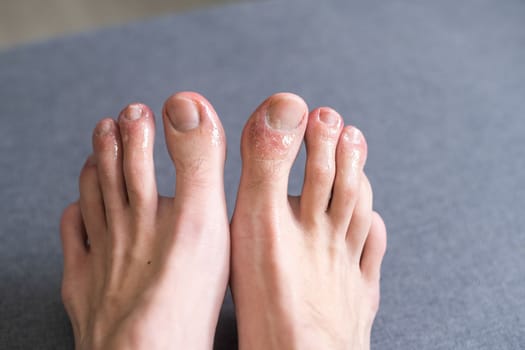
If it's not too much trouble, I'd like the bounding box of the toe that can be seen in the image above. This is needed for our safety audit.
[78,154,106,248]
[300,107,343,221]
[60,202,88,335]
[60,202,88,270]
[346,175,373,260]
[237,93,308,207]
[163,92,227,216]
[92,118,127,219]
[328,126,367,229]
[117,103,158,212]
[360,211,387,283]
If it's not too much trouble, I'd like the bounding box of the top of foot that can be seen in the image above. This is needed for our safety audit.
[231,93,387,350]
[60,92,230,350]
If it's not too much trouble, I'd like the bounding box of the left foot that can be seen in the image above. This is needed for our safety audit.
[60,92,230,349]
[230,93,387,350]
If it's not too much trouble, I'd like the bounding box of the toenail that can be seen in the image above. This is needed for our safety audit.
[166,97,200,131]
[266,97,305,130]
[344,127,363,145]
[97,120,113,136]
[319,109,339,126]
[124,104,144,121]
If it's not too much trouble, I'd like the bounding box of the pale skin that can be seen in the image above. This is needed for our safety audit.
[60,92,387,350]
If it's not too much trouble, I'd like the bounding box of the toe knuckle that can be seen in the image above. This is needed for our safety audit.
[177,157,214,184]
[340,179,359,200]
[126,188,150,207]
[252,159,285,179]
[60,203,79,230]
[353,210,372,227]
[309,162,334,182]
[183,157,206,175]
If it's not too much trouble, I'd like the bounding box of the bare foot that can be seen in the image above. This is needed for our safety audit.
[231,93,387,350]
[60,92,229,349]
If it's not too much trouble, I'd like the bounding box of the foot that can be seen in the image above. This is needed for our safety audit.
[60,92,229,349]
[231,93,387,350]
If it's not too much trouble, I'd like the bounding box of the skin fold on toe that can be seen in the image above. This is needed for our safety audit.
[231,93,387,350]
[60,93,229,350]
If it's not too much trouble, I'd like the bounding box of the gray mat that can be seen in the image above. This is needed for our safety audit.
[1,0,524,349]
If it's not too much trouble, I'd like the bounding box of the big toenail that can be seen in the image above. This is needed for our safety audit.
[125,104,144,121]
[344,127,363,144]
[266,97,305,130]
[319,109,339,126]
[167,98,200,131]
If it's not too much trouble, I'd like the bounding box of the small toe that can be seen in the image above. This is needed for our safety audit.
[328,126,367,228]
[360,211,387,283]
[300,107,343,220]
[346,175,373,260]
[60,202,88,334]
[60,202,88,269]
[237,93,308,207]
[78,154,106,246]
[117,104,158,212]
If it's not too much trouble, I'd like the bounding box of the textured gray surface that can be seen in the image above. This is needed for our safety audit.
[1,0,524,349]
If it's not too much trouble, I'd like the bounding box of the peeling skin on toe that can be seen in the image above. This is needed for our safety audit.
[342,128,367,169]
[211,126,221,146]
[248,115,299,159]
[141,124,151,153]
[96,121,119,160]
[112,138,120,160]
[281,134,294,147]
[350,149,362,169]
[200,101,223,146]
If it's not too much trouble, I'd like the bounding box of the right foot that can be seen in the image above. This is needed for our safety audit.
[231,93,387,350]
[60,92,230,349]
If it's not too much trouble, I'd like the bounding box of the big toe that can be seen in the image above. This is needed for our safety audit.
[163,92,226,205]
[237,93,308,206]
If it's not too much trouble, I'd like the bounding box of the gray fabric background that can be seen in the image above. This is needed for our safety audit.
[1,0,524,349]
